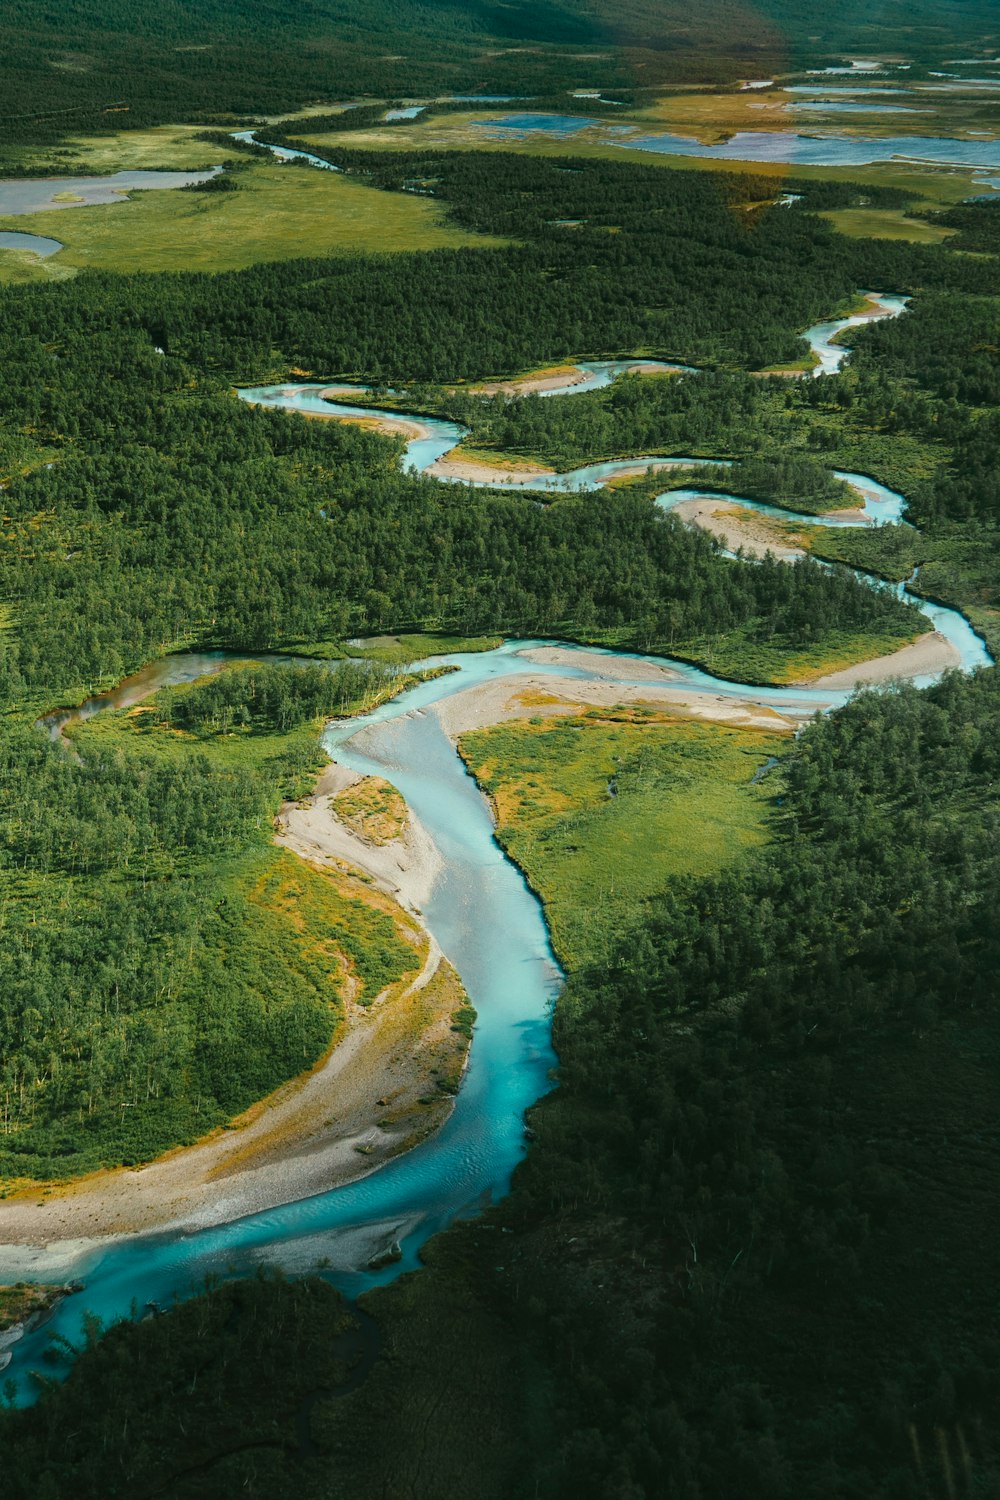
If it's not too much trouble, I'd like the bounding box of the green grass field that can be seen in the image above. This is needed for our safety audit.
[352,632,504,664]
[0,124,236,176]
[459,705,788,969]
[0,156,504,281]
[0,108,986,286]
[820,206,957,243]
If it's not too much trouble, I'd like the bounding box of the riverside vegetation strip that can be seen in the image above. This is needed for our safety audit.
[0,659,473,1184]
[0,110,999,1498]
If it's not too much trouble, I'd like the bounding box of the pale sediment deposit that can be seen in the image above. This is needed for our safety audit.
[0,765,467,1254]
[803,630,960,687]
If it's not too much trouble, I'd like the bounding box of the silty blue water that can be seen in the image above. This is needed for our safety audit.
[2,576,987,1395]
[788,101,924,113]
[0,231,63,257]
[0,169,220,217]
[237,373,717,488]
[803,293,910,376]
[613,131,1000,168]
[231,130,342,171]
[534,358,697,394]
[786,86,914,95]
[237,360,696,483]
[237,294,906,475]
[3,630,881,1401]
[654,487,990,676]
[479,113,605,135]
[658,470,906,528]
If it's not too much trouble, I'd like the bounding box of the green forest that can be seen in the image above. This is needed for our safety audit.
[0,658,426,1179]
[0,70,999,1500]
[2,0,996,150]
[4,674,999,1498]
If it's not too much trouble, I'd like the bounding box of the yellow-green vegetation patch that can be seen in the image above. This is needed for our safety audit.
[246,849,419,1007]
[296,117,987,209]
[67,688,327,797]
[821,207,957,244]
[1,125,235,176]
[408,959,475,1104]
[0,247,73,285]
[0,665,425,1184]
[0,158,503,280]
[459,707,789,969]
[351,633,503,664]
[676,625,924,686]
[634,88,794,142]
[0,1282,65,1332]
[332,775,409,846]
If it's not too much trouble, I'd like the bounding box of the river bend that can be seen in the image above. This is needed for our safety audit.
[0,293,990,1401]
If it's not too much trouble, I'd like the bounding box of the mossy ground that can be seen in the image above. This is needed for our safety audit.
[332,776,409,846]
[0,156,504,282]
[460,706,789,969]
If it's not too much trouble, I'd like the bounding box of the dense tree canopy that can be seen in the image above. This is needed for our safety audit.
[0,132,999,1499]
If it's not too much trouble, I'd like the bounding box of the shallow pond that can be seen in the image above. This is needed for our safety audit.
[616,130,1000,169]
[0,169,219,217]
[0,230,62,257]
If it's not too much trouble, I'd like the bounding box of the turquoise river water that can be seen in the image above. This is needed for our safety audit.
[0,293,991,1401]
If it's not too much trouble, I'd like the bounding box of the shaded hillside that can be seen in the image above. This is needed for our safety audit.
[1,0,997,144]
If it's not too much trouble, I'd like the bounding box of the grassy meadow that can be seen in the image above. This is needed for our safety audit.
[459,705,789,969]
[819,206,957,243]
[0,101,992,287]
[0,155,503,281]
[332,776,409,846]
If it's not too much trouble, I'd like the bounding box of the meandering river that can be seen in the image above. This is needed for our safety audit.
[0,635,860,1401]
[1,290,991,1401]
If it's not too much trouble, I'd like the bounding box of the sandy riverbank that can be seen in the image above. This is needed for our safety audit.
[468,364,591,397]
[665,498,961,686]
[0,932,467,1258]
[276,762,442,916]
[802,630,960,688]
[670,496,808,560]
[326,411,434,442]
[856,292,895,319]
[431,663,803,738]
[467,360,677,398]
[425,453,554,484]
[318,384,368,400]
[0,771,466,1260]
[285,392,437,444]
[0,611,950,1260]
